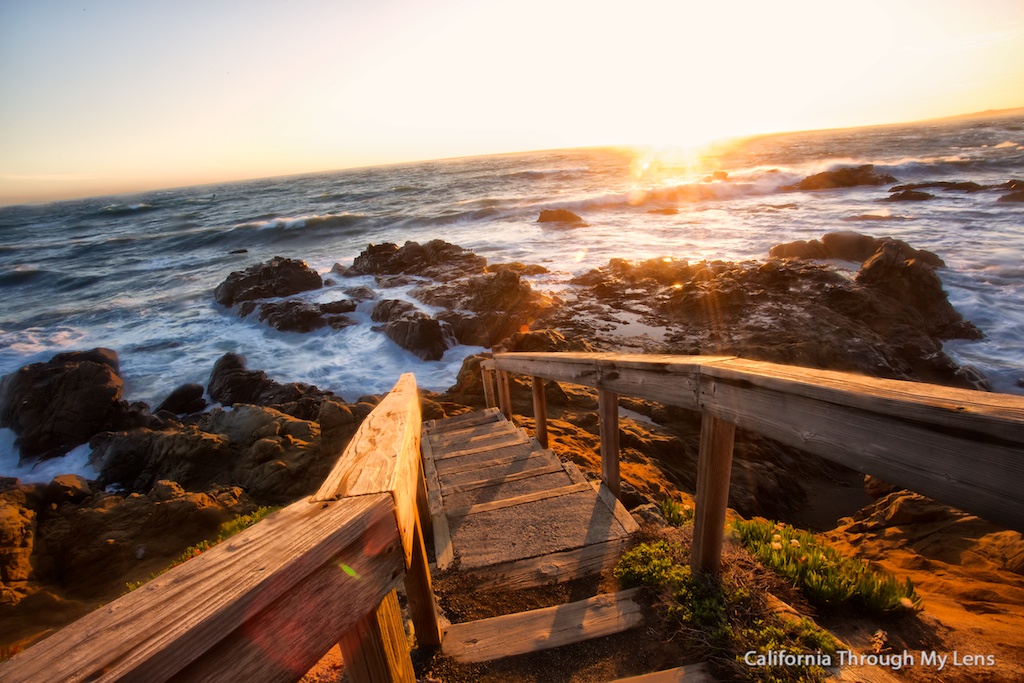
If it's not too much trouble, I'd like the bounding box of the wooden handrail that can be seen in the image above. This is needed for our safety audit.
[1,374,433,683]
[489,352,1024,574]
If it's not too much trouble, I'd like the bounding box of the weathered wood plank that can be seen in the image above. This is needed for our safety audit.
[1,494,402,683]
[492,352,736,410]
[468,538,631,591]
[437,450,561,488]
[428,420,517,445]
[443,462,566,494]
[442,471,575,510]
[420,425,454,571]
[592,481,641,535]
[431,429,529,459]
[690,414,736,576]
[404,515,443,648]
[498,369,513,420]
[698,373,1024,532]
[599,389,621,498]
[430,440,536,473]
[532,376,549,449]
[441,589,645,663]
[451,490,631,570]
[482,363,497,409]
[446,482,593,518]
[426,407,502,433]
[608,664,716,682]
[338,590,416,683]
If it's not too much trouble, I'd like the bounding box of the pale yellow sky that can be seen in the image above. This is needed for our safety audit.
[1,0,1023,205]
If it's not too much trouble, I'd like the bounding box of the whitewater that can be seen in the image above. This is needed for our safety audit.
[1,112,1022,478]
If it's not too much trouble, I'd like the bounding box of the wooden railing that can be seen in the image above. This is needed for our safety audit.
[481,352,1024,575]
[1,374,437,683]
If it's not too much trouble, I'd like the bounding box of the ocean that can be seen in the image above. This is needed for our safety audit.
[2,112,1023,479]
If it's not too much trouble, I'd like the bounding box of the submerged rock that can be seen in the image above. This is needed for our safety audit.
[382,314,454,362]
[237,299,356,332]
[769,231,945,267]
[537,209,587,225]
[885,189,934,202]
[207,353,334,412]
[214,256,323,306]
[155,383,207,416]
[784,164,897,191]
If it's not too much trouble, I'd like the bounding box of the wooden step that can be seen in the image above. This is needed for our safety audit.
[427,419,517,445]
[441,588,645,663]
[449,483,635,571]
[433,441,538,475]
[608,664,716,682]
[425,407,502,433]
[439,457,564,493]
[431,429,529,459]
[441,467,577,510]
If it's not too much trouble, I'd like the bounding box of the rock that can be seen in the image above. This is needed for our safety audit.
[155,383,207,415]
[856,242,975,338]
[383,314,454,361]
[371,299,417,323]
[485,262,549,276]
[343,286,377,302]
[346,240,487,280]
[864,475,899,499]
[770,232,945,268]
[784,164,897,191]
[43,475,93,507]
[237,299,356,332]
[0,348,131,458]
[647,207,679,215]
[537,209,587,225]
[630,502,670,528]
[207,353,333,409]
[0,491,37,602]
[885,189,934,202]
[998,191,1024,203]
[494,329,595,353]
[890,181,984,193]
[214,256,322,306]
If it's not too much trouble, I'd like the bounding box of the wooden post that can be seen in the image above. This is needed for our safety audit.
[497,369,512,421]
[690,413,736,577]
[403,514,443,648]
[598,389,620,499]
[532,376,548,449]
[482,365,496,409]
[338,589,416,683]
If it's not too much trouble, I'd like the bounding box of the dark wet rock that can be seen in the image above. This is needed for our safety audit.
[0,349,132,459]
[885,189,934,202]
[702,171,729,182]
[890,181,984,193]
[537,209,587,225]
[214,257,322,307]
[371,299,417,323]
[568,235,982,389]
[783,164,897,191]
[43,475,93,507]
[346,240,486,280]
[486,262,549,276]
[647,207,679,215]
[207,353,334,409]
[155,383,207,416]
[770,231,945,268]
[237,299,356,332]
[421,269,553,348]
[382,314,453,361]
[495,329,596,353]
[998,191,1024,203]
[343,285,378,302]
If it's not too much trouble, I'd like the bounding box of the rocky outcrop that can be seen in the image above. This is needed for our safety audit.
[345,240,487,280]
[0,349,136,459]
[885,189,934,202]
[769,231,945,267]
[422,269,553,348]
[783,164,897,191]
[565,234,983,389]
[155,383,206,416]
[382,314,454,361]
[207,353,335,412]
[999,191,1024,203]
[237,299,356,332]
[214,257,322,306]
[537,209,588,226]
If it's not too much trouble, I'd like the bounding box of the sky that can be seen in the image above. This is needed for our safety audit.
[1,0,1023,205]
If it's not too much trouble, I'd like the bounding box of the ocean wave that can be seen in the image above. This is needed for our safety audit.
[92,202,161,218]
[234,213,370,232]
[0,266,47,287]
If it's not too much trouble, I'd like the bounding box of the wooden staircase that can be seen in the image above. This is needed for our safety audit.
[419,409,641,662]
